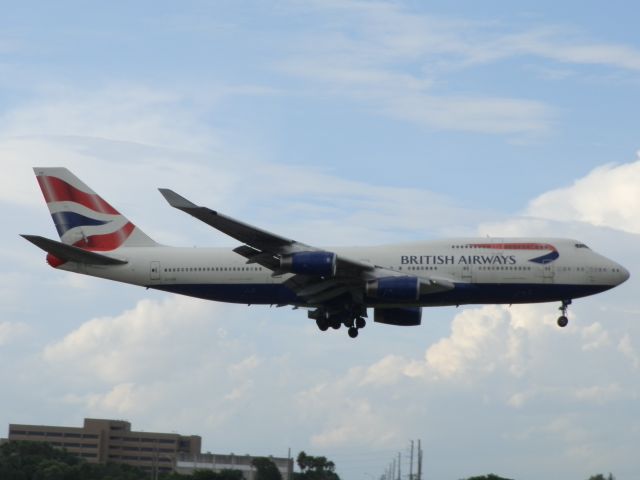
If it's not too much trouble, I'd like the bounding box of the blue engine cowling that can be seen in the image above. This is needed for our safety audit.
[280,251,337,276]
[366,276,420,301]
[374,307,422,326]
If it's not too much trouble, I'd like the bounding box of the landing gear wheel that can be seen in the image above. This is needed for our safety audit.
[557,299,571,328]
[344,317,355,329]
[330,319,341,330]
[348,327,359,338]
[316,318,329,331]
[355,317,366,329]
[557,315,568,328]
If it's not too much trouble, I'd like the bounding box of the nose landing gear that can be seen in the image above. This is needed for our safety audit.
[557,299,571,327]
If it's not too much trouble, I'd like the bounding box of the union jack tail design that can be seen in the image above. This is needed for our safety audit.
[34,167,157,251]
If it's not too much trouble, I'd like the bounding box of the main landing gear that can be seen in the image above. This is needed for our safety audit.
[310,308,366,338]
[557,299,571,328]
[345,316,366,338]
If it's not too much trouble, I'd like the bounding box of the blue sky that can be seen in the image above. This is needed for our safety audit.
[1,2,640,479]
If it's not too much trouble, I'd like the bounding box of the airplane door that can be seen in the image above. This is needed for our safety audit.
[542,263,554,283]
[150,261,161,281]
[461,265,472,282]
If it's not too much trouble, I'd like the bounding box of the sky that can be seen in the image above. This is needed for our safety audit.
[1,1,640,479]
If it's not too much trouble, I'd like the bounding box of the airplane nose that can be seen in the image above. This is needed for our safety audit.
[621,266,630,283]
[616,264,630,284]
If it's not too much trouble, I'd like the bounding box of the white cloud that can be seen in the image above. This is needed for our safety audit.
[423,305,510,378]
[512,28,640,71]
[42,296,219,384]
[0,85,217,152]
[618,334,640,369]
[309,399,398,448]
[0,89,476,248]
[280,2,640,137]
[580,322,611,351]
[0,320,30,346]
[526,154,640,235]
[573,383,622,404]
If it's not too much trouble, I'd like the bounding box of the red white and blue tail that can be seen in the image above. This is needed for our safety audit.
[34,167,157,250]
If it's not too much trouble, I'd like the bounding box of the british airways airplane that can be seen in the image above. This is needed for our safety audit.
[22,167,629,338]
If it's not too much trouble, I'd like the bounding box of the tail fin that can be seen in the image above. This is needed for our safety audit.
[33,167,157,250]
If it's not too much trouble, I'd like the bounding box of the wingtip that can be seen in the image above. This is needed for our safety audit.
[158,188,198,209]
[20,234,38,243]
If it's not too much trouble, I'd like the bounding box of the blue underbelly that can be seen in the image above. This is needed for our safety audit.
[149,282,612,306]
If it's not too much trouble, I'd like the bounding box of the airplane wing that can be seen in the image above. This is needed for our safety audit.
[158,189,374,276]
[158,189,453,305]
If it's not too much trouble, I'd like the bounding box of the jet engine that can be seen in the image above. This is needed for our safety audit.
[365,276,421,301]
[374,307,422,326]
[280,251,337,276]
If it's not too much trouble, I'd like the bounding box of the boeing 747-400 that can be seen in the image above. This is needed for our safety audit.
[22,168,629,338]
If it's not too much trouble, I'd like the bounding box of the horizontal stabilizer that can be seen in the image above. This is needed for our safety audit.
[21,235,128,265]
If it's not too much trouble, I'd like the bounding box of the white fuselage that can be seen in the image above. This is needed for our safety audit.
[56,237,629,308]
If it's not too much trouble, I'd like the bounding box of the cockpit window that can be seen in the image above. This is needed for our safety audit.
[575,243,590,249]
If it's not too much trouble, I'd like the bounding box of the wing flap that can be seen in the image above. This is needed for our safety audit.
[232,245,280,270]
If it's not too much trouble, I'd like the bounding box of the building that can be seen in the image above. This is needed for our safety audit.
[8,418,201,475]
[176,452,294,480]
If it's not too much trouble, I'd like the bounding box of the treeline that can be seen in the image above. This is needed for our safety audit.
[0,441,342,480]
[0,441,615,480]
[0,441,147,480]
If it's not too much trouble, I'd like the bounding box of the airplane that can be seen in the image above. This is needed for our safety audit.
[22,167,630,339]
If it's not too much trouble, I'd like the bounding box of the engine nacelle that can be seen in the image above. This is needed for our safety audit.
[366,276,420,301]
[374,307,422,326]
[280,251,337,276]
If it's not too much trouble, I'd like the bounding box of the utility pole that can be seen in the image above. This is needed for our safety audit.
[409,440,414,480]
[417,440,422,480]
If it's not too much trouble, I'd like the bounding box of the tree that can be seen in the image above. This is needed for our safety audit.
[0,440,149,480]
[252,457,282,480]
[186,469,244,480]
[192,471,224,480]
[294,452,339,480]
[464,475,514,480]
[587,475,615,480]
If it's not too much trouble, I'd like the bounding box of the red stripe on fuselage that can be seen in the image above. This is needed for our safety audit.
[73,222,135,251]
[37,176,120,215]
[470,243,557,252]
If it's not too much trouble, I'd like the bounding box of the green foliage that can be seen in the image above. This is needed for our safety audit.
[0,441,149,480]
[252,457,282,480]
[161,468,245,480]
[587,475,615,480]
[294,452,339,480]
[0,441,297,480]
[464,475,514,480]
